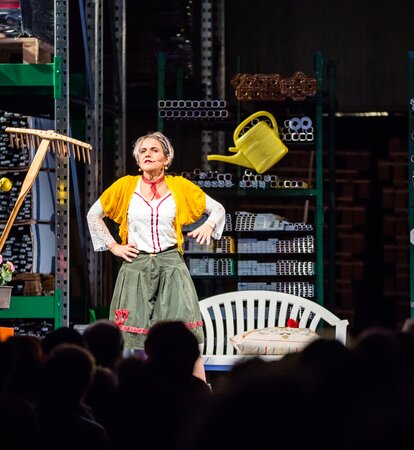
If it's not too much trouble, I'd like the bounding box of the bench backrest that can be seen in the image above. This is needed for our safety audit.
[199,290,349,356]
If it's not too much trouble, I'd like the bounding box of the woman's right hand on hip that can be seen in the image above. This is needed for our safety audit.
[108,242,139,262]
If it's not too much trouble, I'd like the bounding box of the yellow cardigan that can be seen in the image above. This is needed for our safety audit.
[99,175,206,253]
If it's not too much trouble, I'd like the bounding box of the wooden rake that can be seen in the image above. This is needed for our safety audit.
[0,127,92,253]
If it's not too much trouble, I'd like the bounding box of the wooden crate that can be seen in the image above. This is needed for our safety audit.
[14,272,42,296]
[0,36,53,63]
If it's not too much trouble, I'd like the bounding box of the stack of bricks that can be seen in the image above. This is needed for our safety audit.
[334,149,371,321]
[334,131,410,330]
[379,136,409,323]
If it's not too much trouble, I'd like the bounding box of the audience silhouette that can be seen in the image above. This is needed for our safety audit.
[41,325,85,355]
[83,319,124,370]
[3,335,44,404]
[0,339,40,449]
[36,343,109,450]
[82,319,122,430]
[3,318,414,450]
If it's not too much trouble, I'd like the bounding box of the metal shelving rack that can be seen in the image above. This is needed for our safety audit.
[180,51,326,306]
[0,0,127,324]
[0,0,69,325]
[54,0,70,325]
[84,0,127,310]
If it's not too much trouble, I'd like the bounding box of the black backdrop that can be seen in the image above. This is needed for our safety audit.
[225,0,414,113]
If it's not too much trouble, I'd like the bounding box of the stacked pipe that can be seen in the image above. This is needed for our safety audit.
[275,260,315,276]
[271,180,309,189]
[239,169,308,190]
[0,223,33,273]
[182,213,232,233]
[187,257,235,276]
[279,117,314,142]
[239,171,278,189]
[235,211,313,232]
[237,281,315,298]
[0,172,31,221]
[181,168,234,188]
[274,235,314,254]
[184,236,213,253]
[214,236,235,253]
[238,260,277,276]
[184,234,235,255]
[238,260,314,276]
[158,100,229,120]
[235,212,285,231]
[231,71,317,102]
[0,111,29,167]
[0,113,33,274]
[238,238,277,253]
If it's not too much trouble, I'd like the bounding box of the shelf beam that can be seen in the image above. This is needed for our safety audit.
[0,57,62,99]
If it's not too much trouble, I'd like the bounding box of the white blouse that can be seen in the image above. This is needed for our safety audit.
[87,178,225,252]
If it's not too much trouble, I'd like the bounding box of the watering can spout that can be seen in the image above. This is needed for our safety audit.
[207,151,255,170]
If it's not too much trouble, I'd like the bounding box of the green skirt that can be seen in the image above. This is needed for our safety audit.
[109,248,204,349]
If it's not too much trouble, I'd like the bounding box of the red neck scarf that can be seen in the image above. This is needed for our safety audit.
[141,175,165,199]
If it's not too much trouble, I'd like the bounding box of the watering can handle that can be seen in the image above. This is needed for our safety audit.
[233,110,279,142]
[228,111,280,153]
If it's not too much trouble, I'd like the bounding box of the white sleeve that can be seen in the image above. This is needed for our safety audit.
[204,194,226,239]
[86,199,117,251]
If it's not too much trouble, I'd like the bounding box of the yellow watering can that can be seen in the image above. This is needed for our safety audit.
[207,111,288,174]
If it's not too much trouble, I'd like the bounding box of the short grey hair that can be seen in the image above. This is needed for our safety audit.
[132,131,175,168]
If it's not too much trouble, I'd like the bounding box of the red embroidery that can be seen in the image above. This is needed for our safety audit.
[287,318,299,328]
[185,320,204,329]
[114,315,203,334]
[115,309,129,326]
[134,191,172,253]
[120,325,149,335]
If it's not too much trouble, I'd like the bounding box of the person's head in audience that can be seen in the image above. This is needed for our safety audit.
[352,326,404,381]
[41,326,85,356]
[41,343,95,405]
[144,321,200,381]
[83,319,124,369]
[3,335,44,403]
[117,355,149,397]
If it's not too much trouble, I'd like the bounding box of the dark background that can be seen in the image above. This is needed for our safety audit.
[225,0,414,113]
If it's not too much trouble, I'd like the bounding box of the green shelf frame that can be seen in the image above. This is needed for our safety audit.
[0,55,65,329]
[0,56,62,98]
[0,290,63,329]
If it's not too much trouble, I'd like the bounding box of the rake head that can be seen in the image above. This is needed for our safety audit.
[5,127,92,164]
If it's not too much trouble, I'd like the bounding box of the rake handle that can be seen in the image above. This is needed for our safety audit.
[0,139,51,253]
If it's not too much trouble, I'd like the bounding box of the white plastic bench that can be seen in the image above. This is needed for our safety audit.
[199,290,349,371]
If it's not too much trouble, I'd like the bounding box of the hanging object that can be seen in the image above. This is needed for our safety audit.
[207,111,288,174]
[231,71,317,102]
[0,177,12,192]
[0,128,92,252]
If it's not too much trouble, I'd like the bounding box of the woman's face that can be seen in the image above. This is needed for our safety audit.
[137,137,170,174]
